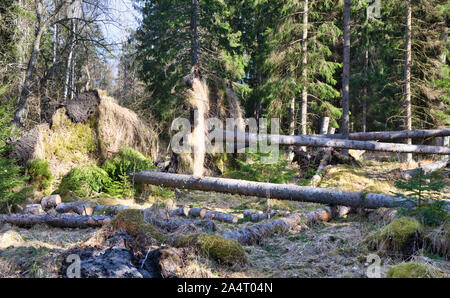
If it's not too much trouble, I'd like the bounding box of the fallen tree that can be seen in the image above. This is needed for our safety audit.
[401,158,450,180]
[223,206,350,245]
[320,128,450,141]
[0,214,112,228]
[148,217,216,232]
[132,171,450,211]
[218,129,450,155]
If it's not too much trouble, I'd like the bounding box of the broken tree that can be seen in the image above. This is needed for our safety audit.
[218,129,450,155]
[132,171,450,211]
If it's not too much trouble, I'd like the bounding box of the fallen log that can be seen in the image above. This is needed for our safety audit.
[0,214,111,228]
[187,208,238,223]
[133,171,450,211]
[218,129,450,155]
[222,206,349,245]
[23,204,44,215]
[170,206,190,217]
[188,208,206,218]
[41,195,62,210]
[401,158,450,180]
[148,217,216,232]
[56,201,93,215]
[243,209,290,223]
[93,204,131,216]
[320,128,450,141]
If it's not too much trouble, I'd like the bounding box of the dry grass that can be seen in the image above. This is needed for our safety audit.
[97,90,159,162]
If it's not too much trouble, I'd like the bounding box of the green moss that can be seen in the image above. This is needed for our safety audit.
[102,147,156,181]
[366,217,423,255]
[57,164,112,198]
[387,262,444,278]
[45,109,98,162]
[26,158,53,190]
[174,234,247,265]
[110,209,167,245]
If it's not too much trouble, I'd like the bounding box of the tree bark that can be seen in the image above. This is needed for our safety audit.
[132,171,450,211]
[56,201,93,216]
[219,129,450,154]
[401,158,449,180]
[170,206,190,217]
[0,214,111,228]
[363,48,368,133]
[309,127,335,187]
[23,204,44,215]
[148,217,215,232]
[404,0,412,162]
[318,129,450,141]
[41,194,62,210]
[63,20,75,101]
[341,0,351,142]
[191,0,199,66]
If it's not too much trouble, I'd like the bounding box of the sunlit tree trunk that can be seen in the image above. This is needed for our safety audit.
[404,0,412,162]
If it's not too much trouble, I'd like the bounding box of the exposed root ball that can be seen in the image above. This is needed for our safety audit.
[173,233,247,265]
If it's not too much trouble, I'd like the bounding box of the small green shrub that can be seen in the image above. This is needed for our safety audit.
[225,151,295,184]
[26,158,53,190]
[57,164,112,198]
[102,147,156,180]
[394,169,448,226]
[0,156,33,213]
[0,104,33,213]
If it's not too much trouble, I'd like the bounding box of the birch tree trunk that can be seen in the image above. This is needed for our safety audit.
[63,20,75,101]
[404,0,412,162]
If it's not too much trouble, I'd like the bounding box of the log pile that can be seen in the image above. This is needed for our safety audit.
[223,206,350,245]
[170,206,239,223]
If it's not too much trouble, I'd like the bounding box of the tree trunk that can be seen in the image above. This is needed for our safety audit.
[41,194,62,210]
[341,0,351,142]
[191,0,199,66]
[222,206,349,245]
[219,129,450,154]
[56,201,93,216]
[299,0,309,136]
[132,171,450,211]
[148,217,215,232]
[0,214,111,228]
[318,128,450,141]
[363,48,368,133]
[170,206,190,217]
[23,204,44,215]
[404,0,412,162]
[309,127,335,187]
[401,158,449,180]
[63,20,75,102]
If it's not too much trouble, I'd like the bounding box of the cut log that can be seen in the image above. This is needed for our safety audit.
[23,204,44,215]
[0,214,111,228]
[188,207,206,218]
[148,217,216,232]
[243,209,290,223]
[218,129,450,155]
[401,158,450,180]
[93,204,130,216]
[56,201,93,216]
[222,206,349,245]
[41,195,62,210]
[133,171,450,211]
[211,211,238,223]
[170,207,190,217]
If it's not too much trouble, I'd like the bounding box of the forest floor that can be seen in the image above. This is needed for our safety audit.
[0,159,449,278]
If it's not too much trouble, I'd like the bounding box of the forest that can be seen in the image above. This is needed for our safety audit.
[0,0,449,279]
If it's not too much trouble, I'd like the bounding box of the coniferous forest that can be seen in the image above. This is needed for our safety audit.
[0,0,449,280]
